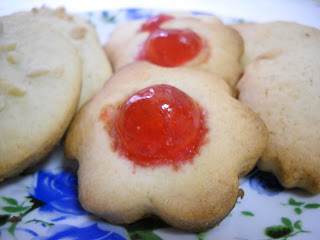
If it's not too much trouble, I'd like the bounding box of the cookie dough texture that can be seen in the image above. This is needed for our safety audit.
[28,6,112,109]
[104,13,244,87]
[0,12,82,180]
[235,22,320,193]
[65,62,268,231]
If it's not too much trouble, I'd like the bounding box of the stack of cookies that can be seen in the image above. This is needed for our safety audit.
[0,7,112,181]
[1,6,319,233]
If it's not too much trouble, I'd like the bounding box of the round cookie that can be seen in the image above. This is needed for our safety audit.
[65,62,268,231]
[0,12,82,180]
[236,22,320,193]
[28,6,113,109]
[104,13,243,87]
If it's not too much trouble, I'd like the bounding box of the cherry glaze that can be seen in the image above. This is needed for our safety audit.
[137,28,203,67]
[140,14,175,32]
[108,84,208,168]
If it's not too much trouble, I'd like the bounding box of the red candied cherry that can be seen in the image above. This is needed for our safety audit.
[137,28,203,67]
[109,84,208,168]
[140,14,175,32]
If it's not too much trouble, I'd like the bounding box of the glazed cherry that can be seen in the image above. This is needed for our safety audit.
[111,84,207,168]
[137,28,203,67]
[140,14,175,32]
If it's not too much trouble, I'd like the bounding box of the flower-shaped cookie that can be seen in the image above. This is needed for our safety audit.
[65,62,268,231]
[235,22,320,193]
[104,13,243,87]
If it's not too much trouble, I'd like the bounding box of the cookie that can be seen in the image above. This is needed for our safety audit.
[29,6,113,109]
[0,12,82,180]
[235,22,320,193]
[232,21,320,67]
[104,13,243,87]
[65,62,268,231]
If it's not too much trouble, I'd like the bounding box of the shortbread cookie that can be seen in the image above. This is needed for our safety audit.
[232,21,320,67]
[236,22,320,193]
[65,62,268,231]
[27,6,112,109]
[104,13,243,87]
[0,13,82,180]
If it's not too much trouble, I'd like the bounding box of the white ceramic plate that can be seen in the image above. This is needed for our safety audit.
[0,8,320,240]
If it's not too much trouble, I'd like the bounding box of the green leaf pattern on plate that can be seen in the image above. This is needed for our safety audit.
[0,195,50,237]
[281,197,320,215]
[241,211,255,217]
[264,217,310,239]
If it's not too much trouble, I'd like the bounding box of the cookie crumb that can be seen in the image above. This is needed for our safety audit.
[7,52,20,64]
[0,78,26,96]
[27,68,50,78]
[0,43,16,52]
[71,27,87,39]
[238,189,244,199]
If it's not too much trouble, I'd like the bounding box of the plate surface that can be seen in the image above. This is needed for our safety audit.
[1,8,320,240]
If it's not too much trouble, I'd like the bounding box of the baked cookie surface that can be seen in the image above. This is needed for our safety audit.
[28,6,113,109]
[65,62,268,231]
[0,12,82,180]
[235,22,320,193]
[232,21,320,67]
[104,13,243,87]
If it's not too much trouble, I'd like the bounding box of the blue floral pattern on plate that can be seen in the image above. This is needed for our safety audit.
[0,167,127,240]
[32,223,126,240]
[124,8,154,20]
[249,169,284,196]
[1,8,320,240]
[29,170,86,215]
